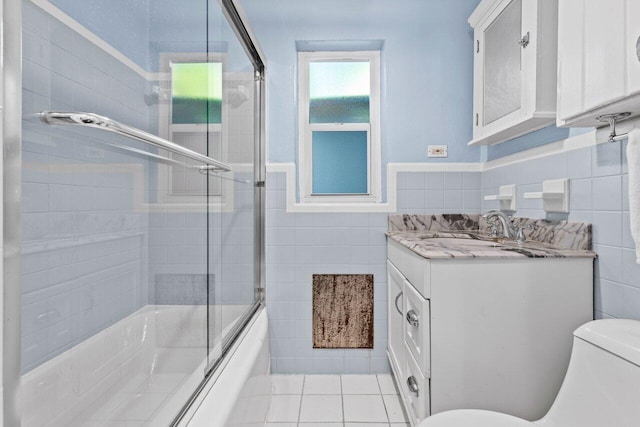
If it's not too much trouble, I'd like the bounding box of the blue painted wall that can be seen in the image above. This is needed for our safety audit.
[49,0,249,73]
[241,0,482,169]
[50,0,150,69]
[483,126,595,161]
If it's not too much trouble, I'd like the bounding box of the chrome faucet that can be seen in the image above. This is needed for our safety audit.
[482,210,517,240]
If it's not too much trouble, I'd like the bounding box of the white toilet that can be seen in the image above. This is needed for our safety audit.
[419,319,640,427]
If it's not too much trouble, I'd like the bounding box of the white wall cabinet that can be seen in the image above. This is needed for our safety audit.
[557,0,640,126]
[468,0,558,146]
[386,239,593,425]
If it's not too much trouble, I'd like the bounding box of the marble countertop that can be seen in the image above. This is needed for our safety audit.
[387,230,597,260]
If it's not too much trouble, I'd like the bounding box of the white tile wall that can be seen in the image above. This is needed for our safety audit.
[267,170,481,373]
[21,1,151,372]
[483,140,639,320]
[268,138,640,373]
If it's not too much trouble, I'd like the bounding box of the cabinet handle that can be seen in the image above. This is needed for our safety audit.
[406,309,419,327]
[518,31,530,48]
[394,291,403,315]
[407,376,419,397]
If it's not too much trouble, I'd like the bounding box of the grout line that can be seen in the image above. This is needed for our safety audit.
[297,375,305,424]
[340,375,345,424]
[375,373,383,395]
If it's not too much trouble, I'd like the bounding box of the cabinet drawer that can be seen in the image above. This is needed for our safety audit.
[403,279,430,378]
[387,239,431,298]
[403,343,430,424]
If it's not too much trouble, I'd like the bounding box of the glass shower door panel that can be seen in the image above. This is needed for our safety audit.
[206,2,258,366]
[483,0,522,125]
[20,0,212,425]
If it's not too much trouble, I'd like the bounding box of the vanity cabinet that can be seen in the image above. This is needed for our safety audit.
[468,0,558,146]
[386,238,593,425]
[557,0,640,126]
[387,261,406,390]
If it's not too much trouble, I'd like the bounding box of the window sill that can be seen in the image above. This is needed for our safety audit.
[288,201,393,213]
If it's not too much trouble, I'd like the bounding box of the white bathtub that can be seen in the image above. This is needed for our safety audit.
[181,307,271,427]
[21,304,269,426]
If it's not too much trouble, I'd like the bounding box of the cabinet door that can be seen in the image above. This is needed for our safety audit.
[403,278,430,378]
[583,0,626,111]
[387,261,405,379]
[482,0,522,126]
[404,343,430,423]
[557,0,584,121]
[626,0,640,96]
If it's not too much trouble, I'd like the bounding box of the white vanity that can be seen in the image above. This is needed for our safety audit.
[386,215,595,426]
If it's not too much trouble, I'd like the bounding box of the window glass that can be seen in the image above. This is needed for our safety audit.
[309,61,370,123]
[171,62,222,124]
[312,130,368,194]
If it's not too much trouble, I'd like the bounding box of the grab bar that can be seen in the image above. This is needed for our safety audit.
[40,111,232,172]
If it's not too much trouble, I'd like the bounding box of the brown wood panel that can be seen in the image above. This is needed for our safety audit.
[312,274,374,349]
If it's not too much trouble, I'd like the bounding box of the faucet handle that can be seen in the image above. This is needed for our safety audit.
[483,215,501,238]
[515,224,536,244]
[488,223,501,238]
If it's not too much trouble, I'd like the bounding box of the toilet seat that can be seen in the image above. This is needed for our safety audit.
[418,409,536,427]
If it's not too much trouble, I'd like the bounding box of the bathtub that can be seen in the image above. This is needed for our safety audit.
[180,307,271,427]
[21,304,270,426]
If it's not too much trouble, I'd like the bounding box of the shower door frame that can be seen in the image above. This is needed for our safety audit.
[4,0,24,424]
[1,0,266,424]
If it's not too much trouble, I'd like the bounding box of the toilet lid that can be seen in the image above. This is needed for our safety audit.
[418,409,536,427]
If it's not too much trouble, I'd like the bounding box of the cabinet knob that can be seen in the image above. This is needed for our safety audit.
[407,376,419,397]
[406,309,419,327]
[518,32,530,48]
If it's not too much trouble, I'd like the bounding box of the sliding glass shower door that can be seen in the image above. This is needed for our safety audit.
[16,0,264,425]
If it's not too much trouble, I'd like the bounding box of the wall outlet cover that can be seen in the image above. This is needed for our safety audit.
[428,145,448,158]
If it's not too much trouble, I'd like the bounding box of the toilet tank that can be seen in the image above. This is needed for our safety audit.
[537,319,640,427]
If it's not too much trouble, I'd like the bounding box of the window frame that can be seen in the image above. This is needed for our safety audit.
[298,50,381,203]
[157,52,231,205]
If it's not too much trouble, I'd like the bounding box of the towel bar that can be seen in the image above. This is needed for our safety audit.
[597,112,632,143]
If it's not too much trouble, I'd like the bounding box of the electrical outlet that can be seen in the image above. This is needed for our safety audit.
[427,145,448,158]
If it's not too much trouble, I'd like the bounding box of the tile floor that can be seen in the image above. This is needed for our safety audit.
[267,374,410,426]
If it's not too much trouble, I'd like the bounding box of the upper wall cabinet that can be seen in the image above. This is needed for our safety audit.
[557,0,640,127]
[468,0,558,146]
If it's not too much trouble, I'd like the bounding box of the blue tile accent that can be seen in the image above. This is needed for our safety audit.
[444,172,463,190]
[570,179,592,211]
[592,176,623,211]
[592,141,623,177]
[592,212,623,247]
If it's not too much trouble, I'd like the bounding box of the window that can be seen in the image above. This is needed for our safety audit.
[298,51,381,203]
[158,53,227,203]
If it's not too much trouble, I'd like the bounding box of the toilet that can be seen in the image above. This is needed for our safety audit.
[419,319,640,427]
